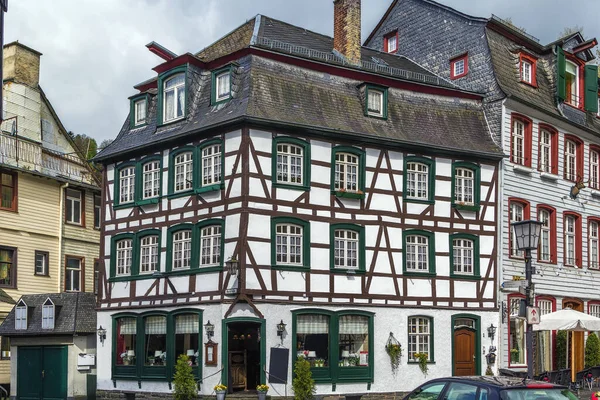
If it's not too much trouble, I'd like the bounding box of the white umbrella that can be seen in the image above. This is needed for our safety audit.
[533,308,600,383]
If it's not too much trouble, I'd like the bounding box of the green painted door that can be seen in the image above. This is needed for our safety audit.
[17,346,67,400]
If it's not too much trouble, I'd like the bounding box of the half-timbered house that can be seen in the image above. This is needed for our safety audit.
[94,0,502,396]
[365,0,600,376]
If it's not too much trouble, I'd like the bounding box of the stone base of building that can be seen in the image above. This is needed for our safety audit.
[96,391,409,400]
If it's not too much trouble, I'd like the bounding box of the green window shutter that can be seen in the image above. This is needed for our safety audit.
[557,46,566,101]
[584,64,599,113]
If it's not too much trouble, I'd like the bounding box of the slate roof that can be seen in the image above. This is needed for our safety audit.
[0,292,96,336]
[96,15,502,162]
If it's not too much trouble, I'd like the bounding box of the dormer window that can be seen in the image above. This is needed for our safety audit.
[163,73,185,122]
[132,96,147,127]
[384,31,398,53]
[212,66,233,105]
[42,298,55,329]
[519,53,537,86]
[557,47,598,112]
[364,85,388,119]
[450,53,468,79]
[565,60,579,106]
[15,300,27,330]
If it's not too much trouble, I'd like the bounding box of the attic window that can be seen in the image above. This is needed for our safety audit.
[42,298,55,329]
[15,300,26,330]
[133,97,147,127]
[450,54,468,80]
[384,31,398,53]
[212,66,233,105]
[519,53,537,86]
[364,85,388,119]
[163,73,186,122]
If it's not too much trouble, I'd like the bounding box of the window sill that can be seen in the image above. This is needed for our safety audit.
[330,268,366,275]
[403,198,434,205]
[403,272,436,278]
[590,189,600,198]
[366,112,386,120]
[519,80,537,88]
[407,361,436,365]
[272,265,310,272]
[167,190,194,200]
[65,221,84,227]
[212,96,231,106]
[334,191,365,200]
[113,203,135,210]
[109,274,158,283]
[452,204,479,212]
[273,182,310,192]
[539,172,560,181]
[136,198,160,206]
[0,208,17,213]
[165,266,223,276]
[450,274,481,281]
[194,184,223,195]
[34,274,51,278]
[512,164,533,175]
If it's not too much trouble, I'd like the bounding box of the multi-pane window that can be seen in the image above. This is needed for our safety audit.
[406,235,429,272]
[590,150,600,190]
[367,89,384,117]
[142,161,161,199]
[539,209,551,262]
[119,167,136,204]
[338,315,369,367]
[537,299,553,372]
[276,144,303,185]
[334,229,358,269]
[511,119,525,165]
[539,129,553,173]
[134,98,147,126]
[296,314,330,367]
[41,299,55,329]
[565,140,577,181]
[406,162,429,200]
[509,298,526,365]
[510,202,525,257]
[144,316,167,366]
[116,239,133,276]
[140,236,159,273]
[0,170,16,211]
[521,60,532,84]
[94,194,101,229]
[386,34,397,53]
[65,257,82,291]
[15,304,27,330]
[66,188,83,224]
[173,230,192,270]
[174,152,193,193]
[335,153,358,192]
[590,221,599,269]
[454,168,473,205]
[276,224,303,265]
[408,317,431,361]
[35,251,49,276]
[565,216,576,266]
[590,304,600,319]
[215,72,231,102]
[0,247,15,287]
[565,61,579,107]
[115,317,137,366]
[163,73,185,122]
[201,144,222,186]
[453,59,465,77]
[200,225,221,266]
[452,239,473,275]
[175,314,200,366]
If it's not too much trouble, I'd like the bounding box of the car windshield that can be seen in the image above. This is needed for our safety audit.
[500,388,578,400]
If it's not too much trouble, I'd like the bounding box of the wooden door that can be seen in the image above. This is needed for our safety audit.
[229,350,247,391]
[17,346,67,400]
[454,328,476,376]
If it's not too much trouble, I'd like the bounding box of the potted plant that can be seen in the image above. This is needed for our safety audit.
[256,384,269,400]
[173,354,198,400]
[315,358,324,367]
[413,352,429,376]
[510,348,519,363]
[120,351,134,365]
[214,384,227,400]
[385,333,402,375]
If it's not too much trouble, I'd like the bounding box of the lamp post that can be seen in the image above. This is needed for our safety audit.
[512,219,543,379]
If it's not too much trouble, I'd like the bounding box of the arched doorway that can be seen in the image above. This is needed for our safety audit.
[563,299,584,374]
[452,314,481,376]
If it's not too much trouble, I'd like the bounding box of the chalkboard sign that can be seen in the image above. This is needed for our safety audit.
[268,347,289,384]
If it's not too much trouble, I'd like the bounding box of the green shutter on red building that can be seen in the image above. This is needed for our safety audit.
[557,46,566,101]
[584,64,599,113]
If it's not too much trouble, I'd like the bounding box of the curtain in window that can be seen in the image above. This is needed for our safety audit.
[119,318,137,335]
[177,87,185,117]
[165,90,175,120]
[145,316,167,334]
[339,315,368,335]
[175,314,199,334]
[297,315,329,334]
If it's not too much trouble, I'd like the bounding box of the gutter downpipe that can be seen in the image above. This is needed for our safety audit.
[58,182,68,292]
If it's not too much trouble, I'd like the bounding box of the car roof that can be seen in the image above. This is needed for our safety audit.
[423,376,568,390]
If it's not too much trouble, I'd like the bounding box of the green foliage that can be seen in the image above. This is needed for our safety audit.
[558,26,584,39]
[292,357,315,400]
[385,343,402,375]
[585,333,600,368]
[557,331,567,369]
[413,352,429,376]
[173,355,197,400]
[71,133,98,160]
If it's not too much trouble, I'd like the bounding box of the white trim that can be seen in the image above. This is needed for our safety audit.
[275,224,303,266]
[276,143,303,185]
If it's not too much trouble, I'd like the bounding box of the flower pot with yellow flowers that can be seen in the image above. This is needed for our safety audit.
[214,384,227,400]
[257,384,269,400]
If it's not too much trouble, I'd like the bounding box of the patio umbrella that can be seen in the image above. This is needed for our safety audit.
[533,308,600,382]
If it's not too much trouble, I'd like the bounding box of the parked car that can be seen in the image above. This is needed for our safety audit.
[403,376,578,400]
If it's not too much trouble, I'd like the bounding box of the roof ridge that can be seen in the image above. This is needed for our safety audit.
[258,14,333,42]
[195,16,257,57]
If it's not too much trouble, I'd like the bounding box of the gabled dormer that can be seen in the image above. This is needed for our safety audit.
[557,43,598,113]
[15,299,27,330]
[42,297,55,329]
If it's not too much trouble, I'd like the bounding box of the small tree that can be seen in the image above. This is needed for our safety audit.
[292,357,316,400]
[556,331,567,369]
[173,355,198,400]
[585,332,600,368]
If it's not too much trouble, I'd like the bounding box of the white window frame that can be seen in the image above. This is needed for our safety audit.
[590,150,600,190]
[408,316,431,361]
[116,239,132,276]
[201,144,222,186]
[406,162,429,200]
[174,151,193,193]
[42,298,55,330]
[367,89,384,117]
[140,235,159,274]
[539,209,551,262]
[173,230,192,270]
[119,167,136,204]
[510,202,525,257]
[590,221,599,270]
[521,60,532,84]
[275,224,303,266]
[15,301,27,330]
[452,238,473,275]
[509,297,526,366]
[590,303,600,319]
[66,188,83,224]
[276,143,303,185]
[163,73,185,122]
[142,161,161,199]
[387,34,397,53]
[406,235,429,272]
[215,71,231,102]
[453,59,465,77]
[134,98,147,126]
[334,229,358,269]
[565,60,579,107]
[511,119,525,165]
[565,140,577,181]
[334,152,359,192]
[565,216,576,266]
[454,168,474,205]
[35,251,48,276]
[200,225,221,267]
[65,257,82,292]
[539,129,552,173]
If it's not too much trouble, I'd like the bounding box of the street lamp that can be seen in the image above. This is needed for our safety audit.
[225,257,239,276]
[97,325,107,346]
[276,319,287,345]
[204,320,215,342]
[512,219,543,379]
[487,324,497,342]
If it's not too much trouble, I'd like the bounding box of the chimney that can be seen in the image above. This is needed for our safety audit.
[333,0,362,65]
[3,42,42,88]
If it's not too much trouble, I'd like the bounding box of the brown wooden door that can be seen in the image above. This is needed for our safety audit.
[229,350,247,391]
[454,328,476,376]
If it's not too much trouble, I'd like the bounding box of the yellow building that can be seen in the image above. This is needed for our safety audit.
[0,42,100,387]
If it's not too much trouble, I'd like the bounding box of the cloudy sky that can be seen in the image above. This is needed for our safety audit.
[5,0,600,144]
